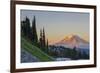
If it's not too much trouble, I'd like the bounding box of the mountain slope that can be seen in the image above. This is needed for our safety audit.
[54,35,89,49]
[21,37,54,61]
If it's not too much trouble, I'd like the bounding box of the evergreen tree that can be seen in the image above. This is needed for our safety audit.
[46,39,49,49]
[21,16,31,39]
[39,27,47,52]
[32,16,38,43]
[71,46,78,59]
[46,39,49,53]
[42,27,46,48]
[21,21,26,36]
[26,16,31,37]
[39,29,43,48]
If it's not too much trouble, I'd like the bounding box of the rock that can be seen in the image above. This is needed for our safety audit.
[21,49,40,63]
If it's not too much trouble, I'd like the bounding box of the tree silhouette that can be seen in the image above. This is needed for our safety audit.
[45,39,49,53]
[42,27,46,48]
[71,46,78,59]
[39,27,49,52]
[21,16,50,53]
[39,29,43,48]
[26,17,31,38]
[21,16,31,39]
[21,21,26,36]
[31,16,38,43]
[46,39,49,49]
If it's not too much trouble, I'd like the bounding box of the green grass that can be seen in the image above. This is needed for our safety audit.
[21,37,54,61]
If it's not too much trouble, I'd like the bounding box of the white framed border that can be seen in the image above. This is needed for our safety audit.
[15,4,94,69]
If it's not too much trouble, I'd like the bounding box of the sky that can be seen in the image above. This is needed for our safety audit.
[21,10,90,44]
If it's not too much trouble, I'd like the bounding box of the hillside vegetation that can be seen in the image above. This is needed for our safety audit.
[21,37,54,62]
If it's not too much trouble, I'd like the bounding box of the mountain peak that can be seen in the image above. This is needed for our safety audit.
[64,34,76,39]
[55,34,89,49]
[64,34,79,40]
[62,34,88,43]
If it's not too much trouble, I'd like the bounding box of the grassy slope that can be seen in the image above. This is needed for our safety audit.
[21,37,54,61]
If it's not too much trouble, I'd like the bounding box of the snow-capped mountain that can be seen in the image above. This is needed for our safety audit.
[54,35,89,49]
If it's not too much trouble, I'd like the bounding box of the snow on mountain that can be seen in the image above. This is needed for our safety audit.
[54,34,89,49]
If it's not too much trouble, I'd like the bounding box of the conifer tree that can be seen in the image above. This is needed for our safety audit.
[32,16,38,43]
[46,39,49,53]
[21,16,31,39]
[39,29,43,48]
[21,21,26,36]
[46,39,49,49]
[42,27,46,48]
[26,17,32,39]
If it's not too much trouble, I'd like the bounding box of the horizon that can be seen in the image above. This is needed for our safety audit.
[21,10,90,44]
[49,34,89,45]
